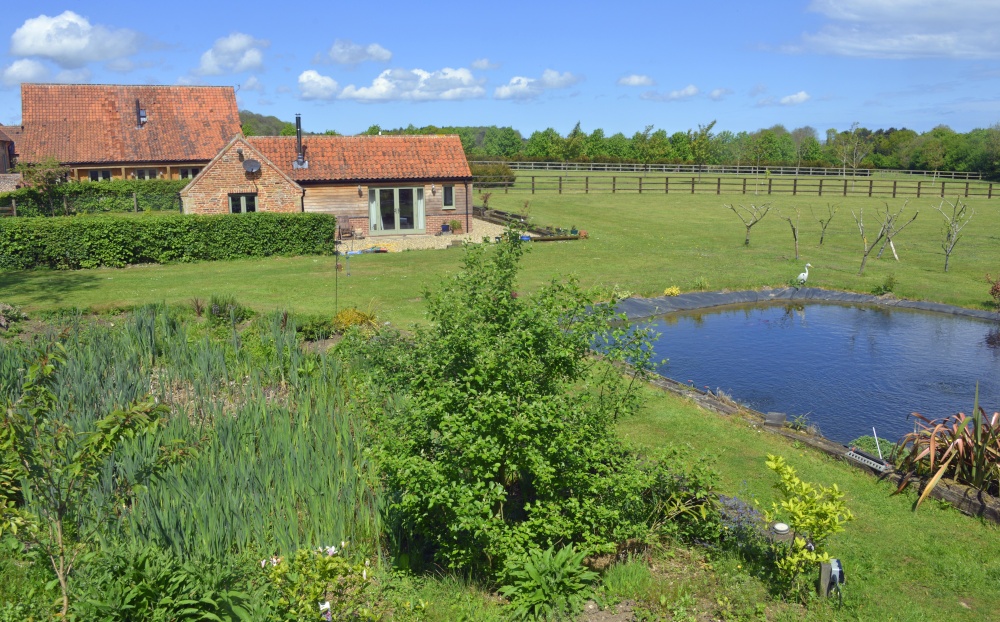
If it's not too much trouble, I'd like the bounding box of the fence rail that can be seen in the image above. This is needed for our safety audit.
[472,174,996,200]
[470,161,983,180]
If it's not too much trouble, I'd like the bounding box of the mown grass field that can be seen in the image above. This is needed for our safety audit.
[2,189,1000,619]
[4,191,997,325]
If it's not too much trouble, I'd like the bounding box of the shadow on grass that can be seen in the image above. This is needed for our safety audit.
[0,268,101,308]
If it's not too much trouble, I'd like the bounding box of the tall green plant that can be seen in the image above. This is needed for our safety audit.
[499,544,598,621]
[0,344,189,617]
[763,454,853,597]
[349,228,711,577]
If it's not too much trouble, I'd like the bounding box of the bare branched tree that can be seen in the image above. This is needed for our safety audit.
[933,197,975,272]
[725,202,772,246]
[851,201,919,275]
[778,206,801,260]
[811,203,839,246]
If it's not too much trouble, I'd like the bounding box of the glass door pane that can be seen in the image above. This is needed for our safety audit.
[379,189,395,231]
[398,189,414,230]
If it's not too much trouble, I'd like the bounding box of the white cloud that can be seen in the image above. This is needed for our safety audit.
[2,59,49,87]
[10,11,141,69]
[779,90,811,105]
[795,0,1000,58]
[640,84,699,101]
[54,68,92,83]
[709,88,733,100]
[617,74,654,87]
[196,33,268,75]
[472,58,499,70]
[323,39,392,65]
[494,69,582,100]
[242,75,265,93]
[298,70,339,100]
[339,67,485,102]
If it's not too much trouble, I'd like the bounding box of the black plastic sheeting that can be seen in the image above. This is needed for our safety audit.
[616,287,1000,322]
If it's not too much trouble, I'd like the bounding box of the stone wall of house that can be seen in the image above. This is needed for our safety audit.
[181,138,301,214]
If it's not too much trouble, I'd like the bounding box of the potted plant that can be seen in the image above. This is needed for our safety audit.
[570,225,579,235]
[449,219,463,234]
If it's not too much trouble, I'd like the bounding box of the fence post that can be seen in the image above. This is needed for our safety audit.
[869,179,873,197]
[717,177,721,194]
[793,178,797,196]
[917,181,921,198]
[63,195,69,215]
[843,179,848,197]
[11,199,15,217]
[613,176,616,194]
[768,178,772,195]
[585,176,589,194]
[639,177,643,194]
[965,181,969,198]
[133,191,139,212]
[532,176,535,194]
[742,178,746,195]
[665,177,669,194]
[990,183,993,199]
[893,180,897,198]
[941,181,945,198]
[558,176,562,194]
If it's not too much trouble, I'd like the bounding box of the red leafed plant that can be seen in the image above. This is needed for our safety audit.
[987,273,1000,311]
[895,384,1000,508]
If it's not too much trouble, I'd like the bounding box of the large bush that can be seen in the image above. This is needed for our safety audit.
[348,230,719,578]
[469,161,516,188]
[0,212,338,270]
[0,179,190,216]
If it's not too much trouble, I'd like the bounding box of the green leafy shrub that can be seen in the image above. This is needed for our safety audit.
[265,547,380,621]
[73,542,261,621]
[208,294,253,326]
[871,274,897,295]
[470,162,516,188]
[763,454,853,598]
[0,179,189,216]
[347,229,718,578]
[0,303,26,332]
[0,212,338,270]
[297,314,336,341]
[499,545,598,621]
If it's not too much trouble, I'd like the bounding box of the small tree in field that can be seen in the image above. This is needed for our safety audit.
[0,345,194,618]
[934,197,974,272]
[726,202,771,246]
[811,203,839,246]
[778,206,801,260]
[851,202,918,276]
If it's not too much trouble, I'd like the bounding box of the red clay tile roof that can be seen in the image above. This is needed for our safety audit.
[14,84,241,165]
[246,135,472,182]
[0,127,11,143]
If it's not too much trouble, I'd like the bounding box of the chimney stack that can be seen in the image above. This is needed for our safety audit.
[293,114,308,169]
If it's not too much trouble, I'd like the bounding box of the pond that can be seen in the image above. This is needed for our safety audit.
[647,302,1000,445]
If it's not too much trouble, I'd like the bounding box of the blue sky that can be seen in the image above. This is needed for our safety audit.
[2,1,999,137]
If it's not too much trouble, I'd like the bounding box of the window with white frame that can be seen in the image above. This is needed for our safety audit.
[89,170,112,182]
[229,193,257,213]
[179,167,201,179]
[443,185,455,209]
[133,169,157,180]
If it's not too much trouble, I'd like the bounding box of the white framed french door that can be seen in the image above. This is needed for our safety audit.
[369,187,425,234]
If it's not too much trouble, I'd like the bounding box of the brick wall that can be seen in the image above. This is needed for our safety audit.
[181,138,302,214]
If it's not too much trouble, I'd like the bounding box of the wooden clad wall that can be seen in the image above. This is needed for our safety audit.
[302,185,367,216]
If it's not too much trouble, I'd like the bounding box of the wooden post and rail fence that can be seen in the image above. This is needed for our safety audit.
[472,174,996,200]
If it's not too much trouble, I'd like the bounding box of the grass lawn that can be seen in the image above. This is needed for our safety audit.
[3,191,998,326]
[2,189,1000,619]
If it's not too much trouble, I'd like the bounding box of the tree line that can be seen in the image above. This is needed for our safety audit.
[239,110,1000,179]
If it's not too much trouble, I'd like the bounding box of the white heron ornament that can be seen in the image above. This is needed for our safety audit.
[796,263,812,286]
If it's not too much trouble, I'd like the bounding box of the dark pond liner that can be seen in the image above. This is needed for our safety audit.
[616,287,999,323]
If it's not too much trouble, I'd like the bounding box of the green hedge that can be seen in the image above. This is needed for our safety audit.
[0,179,189,216]
[0,213,338,270]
